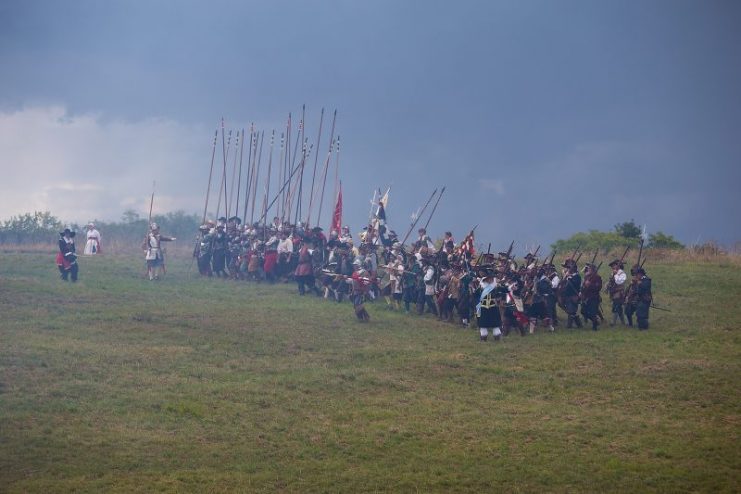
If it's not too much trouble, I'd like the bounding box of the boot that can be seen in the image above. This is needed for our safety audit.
[567,315,574,329]
[575,316,583,328]
[618,312,626,326]
[611,314,618,327]
[480,335,488,342]
[494,334,502,341]
[592,320,599,331]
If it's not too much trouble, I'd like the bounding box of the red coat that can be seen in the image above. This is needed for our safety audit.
[263,251,278,273]
[294,246,313,276]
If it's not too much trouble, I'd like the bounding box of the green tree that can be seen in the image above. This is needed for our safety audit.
[648,231,684,249]
[614,219,642,239]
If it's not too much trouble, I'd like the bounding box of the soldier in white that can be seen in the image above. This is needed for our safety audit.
[142,223,176,280]
[83,223,102,255]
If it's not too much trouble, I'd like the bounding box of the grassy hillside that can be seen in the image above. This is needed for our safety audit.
[1,250,739,493]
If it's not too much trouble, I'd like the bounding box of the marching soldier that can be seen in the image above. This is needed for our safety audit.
[634,267,652,330]
[606,259,627,325]
[580,263,603,330]
[194,223,213,276]
[475,269,506,342]
[559,259,582,328]
[210,224,228,278]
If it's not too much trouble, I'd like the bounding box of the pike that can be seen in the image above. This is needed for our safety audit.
[201,130,218,225]
[215,126,232,219]
[242,125,256,223]
[250,131,265,226]
[276,132,286,220]
[227,129,241,218]
[260,130,275,225]
[305,107,325,226]
[575,251,583,263]
[294,105,307,223]
[146,181,156,231]
[234,129,246,221]
[422,186,446,231]
[256,141,313,225]
[293,138,310,226]
[400,188,438,246]
[316,110,338,229]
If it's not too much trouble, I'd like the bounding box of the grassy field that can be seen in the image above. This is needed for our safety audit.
[0,249,739,493]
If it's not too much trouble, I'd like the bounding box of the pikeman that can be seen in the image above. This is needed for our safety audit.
[142,222,175,281]
[194,223,213,276]
[580,263,603,330]
[559,258,583,328]
[210,223,228,278]
[606,258,628,325]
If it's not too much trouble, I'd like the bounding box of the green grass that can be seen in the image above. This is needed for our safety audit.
[0,250,739,492]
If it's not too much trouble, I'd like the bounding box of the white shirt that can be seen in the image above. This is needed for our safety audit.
[277,238,293,255]
[550,274,561,290]
[613,269,627,286]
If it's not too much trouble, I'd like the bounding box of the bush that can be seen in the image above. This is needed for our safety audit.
[551,230,637,254]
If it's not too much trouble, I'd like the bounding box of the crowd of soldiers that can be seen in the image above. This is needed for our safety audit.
[191,215,654,341]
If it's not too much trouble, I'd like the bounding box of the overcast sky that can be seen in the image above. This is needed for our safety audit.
[1,0,739,249]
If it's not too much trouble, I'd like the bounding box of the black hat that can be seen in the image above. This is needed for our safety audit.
[562,259,577,269]
[59,228,75,237]
[312,226,323,233]
[218,216,227,223]
[228,216,242,225]
[608,259,623,268]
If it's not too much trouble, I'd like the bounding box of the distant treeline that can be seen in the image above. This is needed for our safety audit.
[550,220,684,253]
[0,209,200,248]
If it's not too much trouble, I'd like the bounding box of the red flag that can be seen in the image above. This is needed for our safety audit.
[331,183,343,233]
[455,230,476,257]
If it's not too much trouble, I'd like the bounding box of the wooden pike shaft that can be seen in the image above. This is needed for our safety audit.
[201,130,218,224]
[305,108,325,226]
[423,186,446,231]
[315,110,337,228]
[400,188,437,246]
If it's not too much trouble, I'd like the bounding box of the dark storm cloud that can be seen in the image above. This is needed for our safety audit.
[0,0,739,247]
